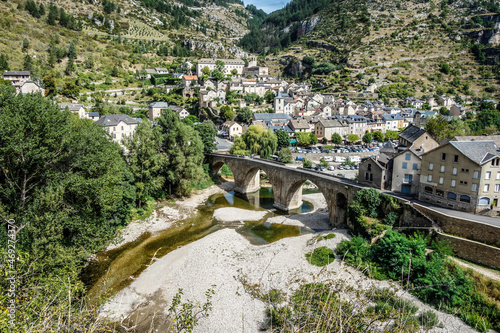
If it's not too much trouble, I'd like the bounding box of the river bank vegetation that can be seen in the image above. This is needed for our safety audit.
[0,86,216,331]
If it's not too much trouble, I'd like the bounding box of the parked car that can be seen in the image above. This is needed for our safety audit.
[338,165,344,170]
[354,165,359,169]
[296,156,305,161]
[337,173,345,178]
[327,166,335,171]
[323,156,333,162]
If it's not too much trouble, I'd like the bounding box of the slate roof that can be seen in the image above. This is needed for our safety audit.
[253,113,291,121]
[3,71,30,76]
[449,141,500,165]
[289,119,310,130]
[399,124,426,143]
[449,135,500,147]
[149,101,169,108]
[88,112,99,117]
[381,114,404,121]
[317,118,345,128]
[59,103,84,112]
[96,114,139,127]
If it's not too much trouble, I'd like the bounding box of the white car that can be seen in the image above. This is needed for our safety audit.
[327,166,335,171]
[323,156,333,162]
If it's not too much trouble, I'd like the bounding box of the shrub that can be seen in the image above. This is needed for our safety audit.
[383,212,399,226]
[418,310,439,329]
[305,246,335,266]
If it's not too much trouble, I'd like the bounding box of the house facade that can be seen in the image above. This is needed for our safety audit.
[196,58,245,76]
[221,121,243,140]
[419,140,500,213]
[96,114,140,143]
[147,101,169,121]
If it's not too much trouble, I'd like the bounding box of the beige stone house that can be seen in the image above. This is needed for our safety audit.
[315,118,346,140]
[419,139,500,213]
[221,121,243,140]
[147,101,169,121]
[96,114,140,143]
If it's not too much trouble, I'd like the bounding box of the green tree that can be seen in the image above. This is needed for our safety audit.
[42,72,57,97]
[124,120,165,207]
[68,41,77,59]
[278,148,292,163]
[297,132,311,146]
[212,69,224,82]
[331,133,342,145]
[22,38,30,52]
[258,128,278,159]
[264,90,275,103]
[303,158,312,168]
[362,133,372,144]
[215,60,225,74]
[229,136,247,155]
[201,66,210,77]
[440,63,450,75]
[236,107,253,124]
[231,69,238,76]
[65,57,75,75]
[384,130,399,141]
[347,134,360,143]
[276,129,290,150]
[23,54,33,71]
[220,105,234,121]
[309,132,318,145]
[372,131,384,142]
[425,114,449,142]
[61,80,80,99]
[0,53,9,71]
[158,110,204,196]
[242,124,263,154]
[319,158,329,168]
[195,120,217,153]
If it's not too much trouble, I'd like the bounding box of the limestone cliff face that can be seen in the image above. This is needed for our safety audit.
[297,16,321,39]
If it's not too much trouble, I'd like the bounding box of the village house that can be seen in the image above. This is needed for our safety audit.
[147,101,169,121]
[196,58,245,76]
[59,103,86,119]
[221,121,243,140]
[358,154,391,189]
[182,75,198,88]
[381,114,404,132]
[96,114,140,143]
[450,104,466,118]
[2,71,30,84]
[314,118,347,140]
[419,139,500,214]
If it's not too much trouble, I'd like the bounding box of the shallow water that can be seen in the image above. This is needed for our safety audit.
[81,186,317,301]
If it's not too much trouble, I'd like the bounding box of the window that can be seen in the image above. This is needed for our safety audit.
[484,184,490,192]
[440,165,445,173]
[453,155,459,163]
[370,174,373,181]
[365,172,370,181]
[413,163,418,170]
[436,189,444,197]
[404,174,413,184]
[497,172,500,180]
[472,184,478,192]
[462,168,469,173]
[427,175,433,182]
[459,180,468,185]
[424,186,433,194]
[429,163,434,171]
[402,162,408,169]
[486,171,491,180]
[447,192,457,200]
[492,159,500,166]
[460,195,471,203]
[441,153,446,161]
[473,171,479,179]
[451,180,456,187]
[479,197,490,205]
[439,177,444,184]
[405,153,411,160]
[496,184,500,192]
[452,167,457,175]
[121,126,124,131]
[113,126,116,131]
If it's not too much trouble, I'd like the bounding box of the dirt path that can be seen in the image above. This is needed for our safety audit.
[450,257,500,282]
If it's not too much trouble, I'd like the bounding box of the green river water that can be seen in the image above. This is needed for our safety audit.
[81,187,319,301]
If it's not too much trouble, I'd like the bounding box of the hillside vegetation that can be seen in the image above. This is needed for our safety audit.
[241,0,499,101]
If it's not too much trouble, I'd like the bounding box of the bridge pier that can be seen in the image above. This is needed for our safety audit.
[270,176,303,212]
[233,167,260,194]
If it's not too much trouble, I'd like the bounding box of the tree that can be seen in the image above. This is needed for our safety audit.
[195,120,218,153]
[347,134,360,143]
[303,158,312,168]
[384,130,399,141]
[219,105,234,121]
[68,41,77,59]
[278,148,292,163]
[319,158,329,168]
[23,54,33,71]
[212,69,224,82]
[368,77,375,84]
[61,80,80,98]
[0,53,9,71]
[258,128,278,159]
[309,132,318,145]
[331,133,342,145]
[236,107,253,124]
[276,129,290,150]
[297,132,311,146]
[158,110,204,196]
[362,133,372,144]
[264,90,275,104]
[201,66,210,77]
[231,69,238,76]
[22,38,29,52]
[440,63,450,75]
[65,57,75,75]
[439,106,450,116]
[425,114,449,142]
[215,60,225,74]
[124,121,165,207]
[241,125,277,158]
[42,72,57,97]
[229,136,247,155]
[372,131,384,142]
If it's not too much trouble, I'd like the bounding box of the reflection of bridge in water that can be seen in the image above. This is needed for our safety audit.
[206,153,366,226]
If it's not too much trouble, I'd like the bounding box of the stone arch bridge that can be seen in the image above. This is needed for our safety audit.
[206,153,366,226]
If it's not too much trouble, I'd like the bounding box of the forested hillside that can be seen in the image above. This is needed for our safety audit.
[241,0,499,101]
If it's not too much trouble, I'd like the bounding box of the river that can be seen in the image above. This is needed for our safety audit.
[81,186,319,302]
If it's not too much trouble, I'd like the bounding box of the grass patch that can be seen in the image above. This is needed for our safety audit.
[305,246,335,266]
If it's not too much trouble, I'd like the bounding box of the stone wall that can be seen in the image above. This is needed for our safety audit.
[436,233,500,270]
[398,202,435,229]
[414,204,500,248]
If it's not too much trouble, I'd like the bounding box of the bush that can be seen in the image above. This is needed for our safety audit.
[383,212,399,226]
[305,246,335,266]
[418,310,439,329]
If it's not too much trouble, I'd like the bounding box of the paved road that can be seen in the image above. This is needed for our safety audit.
[385,191,500,228]
[215,137,232,151]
